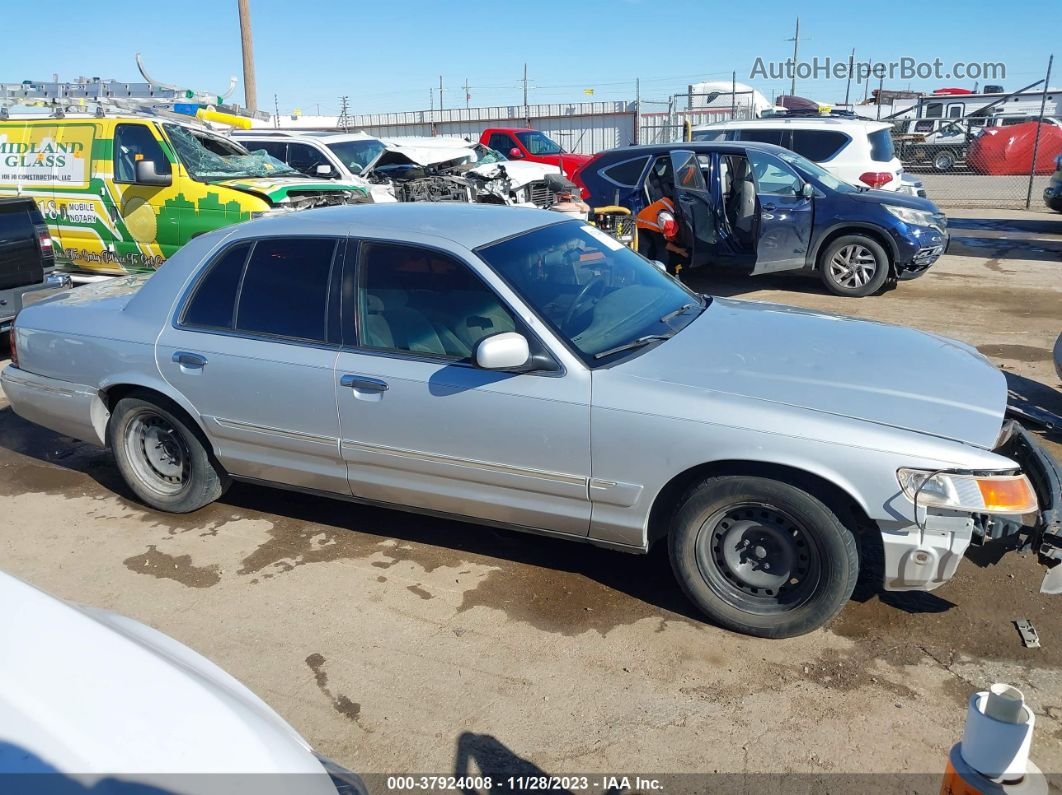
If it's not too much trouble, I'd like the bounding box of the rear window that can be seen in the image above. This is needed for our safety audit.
[869,129,895,162]
[601,156,649,186]
[790,130,849,162]
[182,243,250,329]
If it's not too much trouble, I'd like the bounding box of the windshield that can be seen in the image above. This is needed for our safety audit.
[776,149,852,192]
[516,130,564,155]
[477,221,705,363]
[164,124,299,181]
[326,139,387,173]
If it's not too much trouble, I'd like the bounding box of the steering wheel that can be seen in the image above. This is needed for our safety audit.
[563,275,607,332]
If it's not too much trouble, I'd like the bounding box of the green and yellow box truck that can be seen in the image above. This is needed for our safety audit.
[0,114,370,276]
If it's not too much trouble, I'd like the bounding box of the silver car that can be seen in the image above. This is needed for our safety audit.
[3,204,1060,638]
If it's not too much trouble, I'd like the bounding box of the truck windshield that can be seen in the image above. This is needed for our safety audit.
[515,131,564,155]
[325,139,387,174]
[477,220,705,364]
[163,124,300,181]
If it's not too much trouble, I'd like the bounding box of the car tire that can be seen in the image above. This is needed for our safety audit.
[109,394,228,513]
[668,475,859,638]
[932,150,957,172]
[818,235,891,297]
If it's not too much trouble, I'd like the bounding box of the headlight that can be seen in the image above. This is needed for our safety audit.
[884,205,937,227]
[897,468,1038,514]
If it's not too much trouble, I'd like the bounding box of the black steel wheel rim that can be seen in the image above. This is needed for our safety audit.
[694,502,822,615]
[124,410,191,498]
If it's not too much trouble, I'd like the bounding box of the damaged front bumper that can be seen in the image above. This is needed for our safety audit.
[881,421,1062,593]
[995,421,1062,592]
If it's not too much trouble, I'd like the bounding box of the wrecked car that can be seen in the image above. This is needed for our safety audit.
[234,131,587,215]
[4,203,1060,639]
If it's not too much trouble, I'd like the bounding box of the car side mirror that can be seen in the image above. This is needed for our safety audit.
[134,160,172,187]
[508,147,524,159]
[800,182,815,199]
[315,164,334,177]
[475,332,530,370]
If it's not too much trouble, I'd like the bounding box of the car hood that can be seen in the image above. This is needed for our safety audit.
[212,176,370,204]
[0,572,334,781]
[618,298,1006,449]
[847,186,942,214]
[470,159,560,187]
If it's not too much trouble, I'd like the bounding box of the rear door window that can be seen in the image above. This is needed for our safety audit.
[488,133,515,153]
[235,238,339,342]
[790,130,849,162]
[601,156,649,187]
[244,140,288,161]
[869,129,896,162]
[735,129,788,147]
[691,129,727,142]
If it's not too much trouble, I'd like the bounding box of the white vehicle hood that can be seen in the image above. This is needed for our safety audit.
[0,572,335,786]
[468,159,560,188]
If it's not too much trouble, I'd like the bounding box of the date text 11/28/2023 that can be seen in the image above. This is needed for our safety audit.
[385,776,664,791]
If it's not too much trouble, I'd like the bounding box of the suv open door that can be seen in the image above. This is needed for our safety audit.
[745,149,814,274]
[669,150,717,268]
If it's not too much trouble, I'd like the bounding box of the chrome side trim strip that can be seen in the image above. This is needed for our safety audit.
[214,417,336,445]
[340,438,586,487]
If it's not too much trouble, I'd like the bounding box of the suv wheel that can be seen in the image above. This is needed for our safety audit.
[932,150,957,172]
[669,476,859,638]
[818,235,890,297]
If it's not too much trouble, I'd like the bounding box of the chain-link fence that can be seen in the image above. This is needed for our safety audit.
[888,56,1057,209]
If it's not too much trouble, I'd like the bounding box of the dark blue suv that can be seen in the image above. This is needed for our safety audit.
[575,141,948,297]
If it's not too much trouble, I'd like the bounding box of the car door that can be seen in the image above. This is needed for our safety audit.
[156,236,349,494]
[744,148,813,274]
[286,142,332,178]
[109,122,180,268]
[669,150,720,268]
[333,239,592,536]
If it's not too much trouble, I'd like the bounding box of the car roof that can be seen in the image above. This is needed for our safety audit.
[233,130,377,143]
[596,140,795,158]
[228,202,571,249]
[693,117,891,132]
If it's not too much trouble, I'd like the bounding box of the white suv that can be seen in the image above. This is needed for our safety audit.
[692,116,905,192]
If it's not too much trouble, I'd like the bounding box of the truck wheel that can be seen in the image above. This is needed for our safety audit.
[818,235,890,297]
[932,150,957,172]
[109,394,227,513]
[668,476,858,638]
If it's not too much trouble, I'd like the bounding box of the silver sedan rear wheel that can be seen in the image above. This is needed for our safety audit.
[109,393,227,513]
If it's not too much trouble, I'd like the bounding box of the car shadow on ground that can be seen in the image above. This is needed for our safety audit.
[945,216,1062,263]
[1005,370,1062,442]
[681,268,833,299]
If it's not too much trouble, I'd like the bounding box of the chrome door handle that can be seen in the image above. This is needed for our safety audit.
[340,374,388,392]
[172,351,207,369]
[762,203,777,211]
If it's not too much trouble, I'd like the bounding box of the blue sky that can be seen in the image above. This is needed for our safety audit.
[7,0,1058,115]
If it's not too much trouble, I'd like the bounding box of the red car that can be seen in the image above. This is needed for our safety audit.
[480,127,592,179]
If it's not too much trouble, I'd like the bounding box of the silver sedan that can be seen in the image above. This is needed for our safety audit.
[3,204,1059,637]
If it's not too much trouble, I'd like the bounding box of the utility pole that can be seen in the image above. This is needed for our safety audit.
[237,0,257,112]
[273,93,279,127]
[787,17,800,97]
[844,48,855,107]
[522,63,529,125]
[439,75,444,112]
[463,78,471,109]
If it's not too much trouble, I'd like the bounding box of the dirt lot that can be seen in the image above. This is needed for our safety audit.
[0,208,1060,786]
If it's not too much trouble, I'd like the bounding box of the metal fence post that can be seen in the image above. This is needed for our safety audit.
[1025,54,1054,209]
